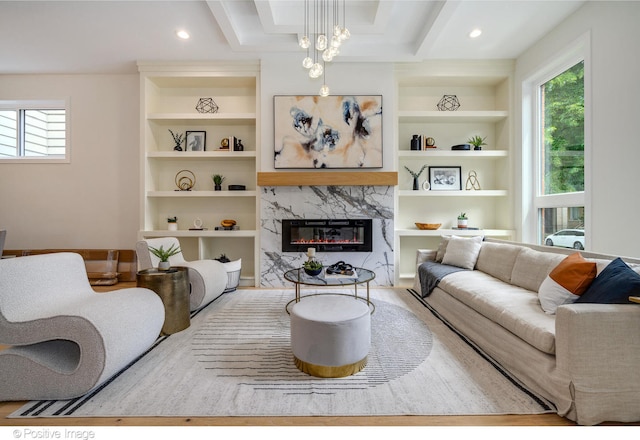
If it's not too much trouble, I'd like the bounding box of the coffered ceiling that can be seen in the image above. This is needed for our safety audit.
[0,0,586,74]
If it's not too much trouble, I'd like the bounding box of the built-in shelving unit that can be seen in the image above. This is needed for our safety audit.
[394,61,515,286]
[138,62,260,287]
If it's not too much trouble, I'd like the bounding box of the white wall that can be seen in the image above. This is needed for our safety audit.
[0,74,139,249]
[515,1,640,257]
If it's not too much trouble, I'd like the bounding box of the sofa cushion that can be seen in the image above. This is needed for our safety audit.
[538,277,579,314]
[441,235,483,270]
[538,253,597,314]
[576,257,640,304]
[476,242,523,283]
[510,247,565,292]
[438,271,557,355]
[434,236,451,263]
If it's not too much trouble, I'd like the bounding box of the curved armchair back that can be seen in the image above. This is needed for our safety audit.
[136,237,187,270]
[0,252,91,323]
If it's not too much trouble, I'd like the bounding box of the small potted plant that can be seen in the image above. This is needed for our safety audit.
[212,174,225,191]
[167,216,178,231]
[457,212,468,229]
[148,244,181,270]
[302,259,323,276]
[169,129,185,151]
[404,164,428,190]
[468,135,487,151]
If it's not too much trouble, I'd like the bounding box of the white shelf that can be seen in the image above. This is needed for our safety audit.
[398,110,508,123]
[398,150,508,158]
[147,190,257,198]
[147,113,256,121]
[396,228,514,237]
[140,63,260,287]
[398,190,508,197]
[394,62,514,286]
[147,151,256,159]
[141,230,257,238]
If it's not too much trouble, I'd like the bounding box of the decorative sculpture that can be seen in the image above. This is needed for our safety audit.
[196,98,219,114]
[465,170,481,190]
[437,95,460,111]
[175,170,196,191]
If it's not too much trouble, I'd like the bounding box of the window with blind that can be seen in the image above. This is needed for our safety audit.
[0,101,68,162]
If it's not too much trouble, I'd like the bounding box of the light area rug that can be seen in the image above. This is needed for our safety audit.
[11,288,554,418]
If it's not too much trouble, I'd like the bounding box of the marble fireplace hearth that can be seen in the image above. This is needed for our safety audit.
[260,185,394,287]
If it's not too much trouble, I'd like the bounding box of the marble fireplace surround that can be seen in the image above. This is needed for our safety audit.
[260,184,395,287]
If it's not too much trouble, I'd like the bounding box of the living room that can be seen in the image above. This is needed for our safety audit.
[1,0,639,432]
[1,1,639,273]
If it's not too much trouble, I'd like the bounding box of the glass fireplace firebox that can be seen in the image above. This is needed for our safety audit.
[281,219,372,252]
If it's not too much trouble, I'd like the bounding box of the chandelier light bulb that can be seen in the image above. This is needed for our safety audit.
[339,27,350,41]
[334,25,342,37]
[319,84,330,97]
[331,35,342,48]
[316,34,328,51]
[322,49,334,62]
[302,56,313,69]
[299,35,310,49]
[309,62,323,78]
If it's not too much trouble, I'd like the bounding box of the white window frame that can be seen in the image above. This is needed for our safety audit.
[0,99,70,163]
[521,32,591,247]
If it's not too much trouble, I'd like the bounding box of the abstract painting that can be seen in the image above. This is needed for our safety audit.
[274,95,383,169]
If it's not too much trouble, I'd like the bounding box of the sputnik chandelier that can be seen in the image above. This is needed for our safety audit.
[299,0,350,96]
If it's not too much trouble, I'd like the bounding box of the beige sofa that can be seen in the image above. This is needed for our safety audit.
[412,238,640,425]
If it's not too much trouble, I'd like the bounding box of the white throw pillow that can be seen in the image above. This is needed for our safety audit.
[538,276,580,314]
[441,235,483,270]
[434,235,451,263]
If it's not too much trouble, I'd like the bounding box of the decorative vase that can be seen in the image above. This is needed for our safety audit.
[410,135,421,150]
[158,261,171,271]
[168,223,178,231]
[457,219,468,228]
[214,184,222,191]
[413,177,420,190]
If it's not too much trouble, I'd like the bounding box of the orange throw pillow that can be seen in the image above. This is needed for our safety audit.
[548,252,597,296]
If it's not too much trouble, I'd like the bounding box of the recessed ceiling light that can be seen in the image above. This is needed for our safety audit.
[176,30,190,40]
[469,28,482,39]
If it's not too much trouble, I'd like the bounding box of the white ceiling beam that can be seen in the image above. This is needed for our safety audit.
[413,0,461,58]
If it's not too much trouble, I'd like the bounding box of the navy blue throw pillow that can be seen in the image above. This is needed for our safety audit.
[576,258,640,304]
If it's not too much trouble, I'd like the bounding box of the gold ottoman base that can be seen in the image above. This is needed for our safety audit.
[293,355,368,378]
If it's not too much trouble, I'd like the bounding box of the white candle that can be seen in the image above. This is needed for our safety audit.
[307,247,316,257]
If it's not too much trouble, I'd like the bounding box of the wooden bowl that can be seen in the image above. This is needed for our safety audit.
[415,223,442,230]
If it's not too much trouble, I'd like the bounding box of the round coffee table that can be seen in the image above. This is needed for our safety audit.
[283,267,375,313]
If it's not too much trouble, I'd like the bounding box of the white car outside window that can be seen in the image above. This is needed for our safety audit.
[544,229,585,250]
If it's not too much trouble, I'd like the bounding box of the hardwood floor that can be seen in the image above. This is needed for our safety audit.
[0,283,620,427]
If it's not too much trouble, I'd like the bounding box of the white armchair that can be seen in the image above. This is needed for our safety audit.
[0,252,164,401]
[136,237,227,311]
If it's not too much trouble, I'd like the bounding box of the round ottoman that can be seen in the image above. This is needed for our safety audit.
[290,295,371,378]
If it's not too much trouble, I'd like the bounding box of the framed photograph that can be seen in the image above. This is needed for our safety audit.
[185,131,206,152]
[429,166,462,191]
[273,95,383,169]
